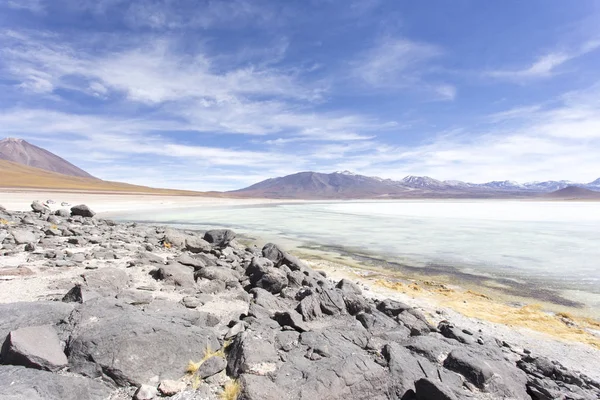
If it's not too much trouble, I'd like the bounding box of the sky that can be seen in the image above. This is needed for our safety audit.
[1,0,600,190]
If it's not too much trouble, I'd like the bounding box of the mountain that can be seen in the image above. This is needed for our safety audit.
[233,171,600,199]
[544,186,600,200]
[0,138,94,178]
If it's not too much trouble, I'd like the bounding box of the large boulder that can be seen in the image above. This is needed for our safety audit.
[0,302,74,341]
[31,201,49,214]
[70,204,96,218]
[10,229,38,245]
[203,229,236,247]
[67,299,220,386]
[185,237,211,253]
[0,365,112,400]
[155,263,195,288]
[1,325,68,371]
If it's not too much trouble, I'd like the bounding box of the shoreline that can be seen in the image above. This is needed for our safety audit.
[1,199,599,398]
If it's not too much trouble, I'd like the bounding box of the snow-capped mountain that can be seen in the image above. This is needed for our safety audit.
[233,171,600,199]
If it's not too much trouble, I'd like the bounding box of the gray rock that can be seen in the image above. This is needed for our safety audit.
[185,237,211,253]
[227,331,279,377]
[31,201,49,214]
[319,288,346,315]
[82,267,129,295]
[181,296,201,308]
[376,298,411,317]
[336,278,362,295]
[163,229,188,247]
[10,229,38,245]
[203,229,236,247]
[0,325,67,371]
[297,294,323,321]
[0,302,74,341]
[55,209,71,218]
[273,310,310,332]
[62,285,101,303]
[70,204,96,218]
[156,263,196,288]
[197,356,227,379]
[239,374,289,400]
[438,321,475,345]
[0,365,112,400]
[414,378,458,400]
[134,384,158,400]
[116,289,153,305]
[67,298,220,386]
[177,253,206,270]
[195,266,239,283]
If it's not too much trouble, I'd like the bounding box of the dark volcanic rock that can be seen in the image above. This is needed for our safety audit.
[156,263,195,288]
[70,204,96,218]
[203,229,236,247]
[414,378,458,400]
[185,236,211,253]
[0,301,74,341]
[197,355,227,379]
[67,298,220,386]
[31,201,49,214]
[1,325,68,371]
[0,365,112,400]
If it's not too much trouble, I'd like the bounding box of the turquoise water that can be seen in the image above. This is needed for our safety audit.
[109,200,600,314]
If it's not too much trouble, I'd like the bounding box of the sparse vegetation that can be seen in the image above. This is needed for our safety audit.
[220,380,240,400]
[0,218,9,225]
[164,242,172,249]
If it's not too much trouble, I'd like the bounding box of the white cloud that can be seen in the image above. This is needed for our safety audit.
[3,0,44,13]
[487,39,600,82]
[352,37,456,100]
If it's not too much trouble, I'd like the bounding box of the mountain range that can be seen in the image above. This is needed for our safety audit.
[232,170,600,199]
[0,137,598,199]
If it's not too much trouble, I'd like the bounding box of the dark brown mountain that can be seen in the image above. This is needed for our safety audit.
[0,137,94,178]
[544,186,600,199]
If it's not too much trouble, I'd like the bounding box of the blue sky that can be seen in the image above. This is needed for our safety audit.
[1,0,600,190]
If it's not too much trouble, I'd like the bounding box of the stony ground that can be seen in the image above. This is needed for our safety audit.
[0,201,599,400]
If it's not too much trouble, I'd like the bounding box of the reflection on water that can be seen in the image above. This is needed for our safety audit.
[109,200,600,312]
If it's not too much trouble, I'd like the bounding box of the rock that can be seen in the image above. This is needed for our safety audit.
[163,229,188,248]
[438,321,475,345]
[376,298,411,317]
[116,289,153,305]
[0,266,35,278]
[414,378,458,400]
[397,310,432,336]
[176,253,206,270]
[181,296,201,308]
[297,294,323,321]
[261,243,286,265]
[238,374,288,400]
[227,331,279,377]
[319,288,346,315]
[82,267,129,295]
[67,298,220,386]
[336,278,362,295]
[273,310,310,332]
[156,263,196,288]
[31,201,49,214]
[134,384,158,400]
[185,237,211,253]
[158,379,187,396]
[0,325,67,371]
[195,266,240,283]
[203,229,236,247]
[70,204,96,218]
[198,356,227,379]
[62,285,100,303]
[0,365,112,400]
[10,229,38,245]
[0,301,74,341]
[55,209,71,218]
[45,227,62,236]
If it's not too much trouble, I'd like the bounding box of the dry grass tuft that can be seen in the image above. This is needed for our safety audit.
[220,380,241,400]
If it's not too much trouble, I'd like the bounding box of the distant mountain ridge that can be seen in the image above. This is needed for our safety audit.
[232,171,600,199]
[0,137,94,178]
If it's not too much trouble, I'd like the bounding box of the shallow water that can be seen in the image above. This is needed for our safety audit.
[110,200,600,314]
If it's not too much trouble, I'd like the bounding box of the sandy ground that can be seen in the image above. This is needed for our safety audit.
[2,189,600,380]
[0,190,292,213]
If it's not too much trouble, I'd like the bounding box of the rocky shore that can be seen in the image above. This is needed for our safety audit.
[0,202,599,400]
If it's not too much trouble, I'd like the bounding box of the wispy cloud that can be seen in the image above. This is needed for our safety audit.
[352,37,456,100]
[487,39,600,82]
[2,0,44,13]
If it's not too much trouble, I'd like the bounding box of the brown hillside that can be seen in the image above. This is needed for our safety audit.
[0,160,214,196]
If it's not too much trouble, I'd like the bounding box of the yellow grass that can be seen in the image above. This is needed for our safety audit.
[0,160,219,195]
[376,279,600,349]
[220,380,241,400]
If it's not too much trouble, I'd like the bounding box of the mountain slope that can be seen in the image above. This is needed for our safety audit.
[0,159,211,195]
[0,138,94,178]
[544,186,600,200]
